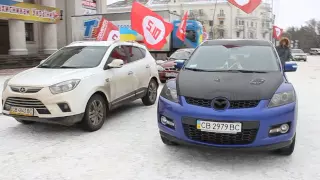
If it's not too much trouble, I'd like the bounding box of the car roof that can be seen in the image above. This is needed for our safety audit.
[292,49,302,50]
[175,48,195,52]
[201,39,272,46]
[66,41,147,49]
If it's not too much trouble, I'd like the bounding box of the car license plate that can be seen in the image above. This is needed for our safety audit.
[9,107,34,116]
[196,120,242,134]
[165,72,177,77]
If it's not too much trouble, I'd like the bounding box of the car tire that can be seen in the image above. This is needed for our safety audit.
[161,136,178,146]
[142,79,158,106]
[160,80,166,83]
[81,94,107,132]
[16,119,35,124]
[273,134,296,156]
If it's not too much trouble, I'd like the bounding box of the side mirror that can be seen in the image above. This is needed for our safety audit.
[174,60,185,69]
[107,59,124,68]
[284,61,298,72]
[40,60,46,64]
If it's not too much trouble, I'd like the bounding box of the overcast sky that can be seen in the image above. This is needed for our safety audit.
[106,0,319,30]
[274,0,320,30]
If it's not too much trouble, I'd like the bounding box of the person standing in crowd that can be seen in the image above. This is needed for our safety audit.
[276,37,293,69]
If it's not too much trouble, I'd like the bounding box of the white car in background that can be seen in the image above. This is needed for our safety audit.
[2,41,160,132]
[291,49,307,61]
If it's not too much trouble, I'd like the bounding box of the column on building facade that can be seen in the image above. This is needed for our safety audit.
[96,0,107,13]
[8,0,28,55]
[41,0,58,54]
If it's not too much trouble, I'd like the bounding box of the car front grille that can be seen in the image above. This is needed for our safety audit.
[185,97,260,109]
[4,97,50,114]
[10,86,43,93]
[182,117,259,145]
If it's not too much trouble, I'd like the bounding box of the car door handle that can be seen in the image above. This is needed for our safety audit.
[128,71,133,75]
[146,65,150,68]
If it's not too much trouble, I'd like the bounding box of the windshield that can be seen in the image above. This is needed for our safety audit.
[184,45,280,72]
[292,49,304,53]
[38,46,108,68]
[169,50,193,60]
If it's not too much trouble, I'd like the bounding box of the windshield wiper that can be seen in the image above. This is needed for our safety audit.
[38,64,51,68]
[208,70,268,73]
[184,67,210,72]
[60,66,82,69]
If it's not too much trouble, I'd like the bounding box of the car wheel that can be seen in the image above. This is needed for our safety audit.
[81,94,107,132]
[142,79,158,106]
[16,119,35,124]
[273,134,296,156]
[161,136,178,146]
[160,79,166,83]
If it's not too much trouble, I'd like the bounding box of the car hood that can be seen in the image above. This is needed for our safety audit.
[177,70,284,100]
[8,67,97,87]
[292,53,307,56]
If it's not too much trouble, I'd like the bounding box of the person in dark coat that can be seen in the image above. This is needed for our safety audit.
[276,37,293,69]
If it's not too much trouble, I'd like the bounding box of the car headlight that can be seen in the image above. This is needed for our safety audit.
[49,79,80,94]
[2,78,10,92]
[268,91,295,108]
[157,65,165,71]
[160,82,179,103]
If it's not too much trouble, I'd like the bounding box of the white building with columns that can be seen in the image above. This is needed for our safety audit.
[0,0,106,55]
[107,0,274,40]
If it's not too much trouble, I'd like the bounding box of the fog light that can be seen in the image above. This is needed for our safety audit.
[57,103,71,112]
[160,116,175,127]
[269,123,290,134]
[280,124,289,133]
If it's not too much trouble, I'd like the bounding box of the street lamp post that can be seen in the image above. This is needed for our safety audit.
[212,0,218,39]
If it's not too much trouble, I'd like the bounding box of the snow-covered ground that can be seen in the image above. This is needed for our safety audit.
[0,57,320,180]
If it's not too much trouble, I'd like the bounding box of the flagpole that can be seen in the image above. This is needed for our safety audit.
[211,0,218,39]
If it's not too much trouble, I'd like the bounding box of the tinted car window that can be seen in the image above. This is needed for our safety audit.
[38,46,108,68]
[185,45,280,72]
[107,46,130,64]
[128,46,145,62]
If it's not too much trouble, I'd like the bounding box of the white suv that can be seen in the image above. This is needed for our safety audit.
[2,41,160,132]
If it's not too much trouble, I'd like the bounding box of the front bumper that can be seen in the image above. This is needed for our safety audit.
[4,113,84,126]
[157,96,297,149]
[293,56,307,60]
[2,85,89,125]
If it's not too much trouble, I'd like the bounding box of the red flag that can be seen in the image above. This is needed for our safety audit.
[95,17,120,41]
[131,1,173,50]
[176,11,188,41]
[273,26,283,40]
[228,0,262,14]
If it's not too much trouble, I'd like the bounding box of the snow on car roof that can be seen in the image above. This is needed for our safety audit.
[67,41,115,47]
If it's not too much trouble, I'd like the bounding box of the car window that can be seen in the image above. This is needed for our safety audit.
[184,45,280,72]
[170,50,193,60]
[38,46,108,68]
[106,45,130,65]
[127,46,145,62]
[292,49,304,53]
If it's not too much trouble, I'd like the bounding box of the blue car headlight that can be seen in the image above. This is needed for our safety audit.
[268,91,296,108]
[160,82,179,103]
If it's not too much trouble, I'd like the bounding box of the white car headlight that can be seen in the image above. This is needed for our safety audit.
[3,78,11,92]
[49,79,80,94]
[157,65,165,71]
[268,91,295,108]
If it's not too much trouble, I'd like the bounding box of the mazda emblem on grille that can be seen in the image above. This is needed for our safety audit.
[19,87,27,93]
[212,97,230,110]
